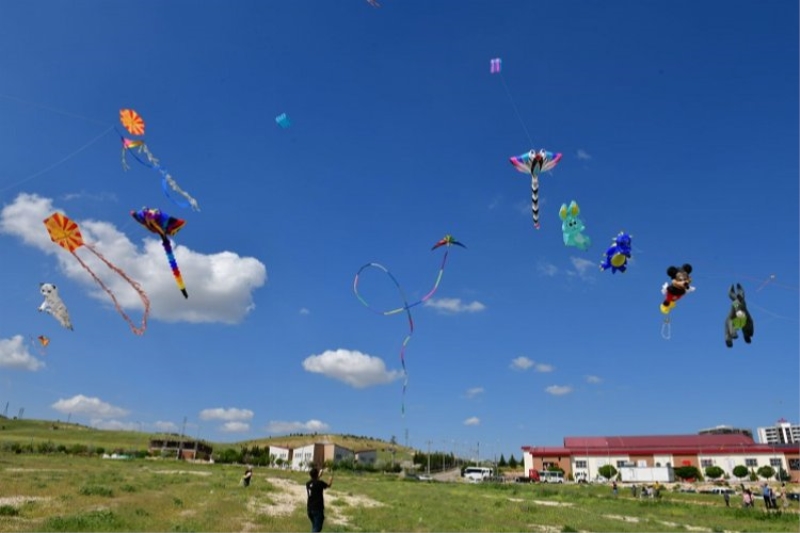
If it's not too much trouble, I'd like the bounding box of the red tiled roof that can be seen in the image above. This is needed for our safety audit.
[563,434,755,449]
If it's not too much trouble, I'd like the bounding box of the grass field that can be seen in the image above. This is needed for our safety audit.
[1,453,798,532]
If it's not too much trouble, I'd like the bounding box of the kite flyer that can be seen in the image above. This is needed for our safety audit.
[306,466,334,532]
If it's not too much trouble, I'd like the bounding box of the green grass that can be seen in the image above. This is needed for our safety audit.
[0,453,798,532]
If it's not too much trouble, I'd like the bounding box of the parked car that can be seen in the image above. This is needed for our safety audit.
[787,492,800,502]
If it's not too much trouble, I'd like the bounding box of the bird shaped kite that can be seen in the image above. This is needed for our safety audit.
[38,283,73,330]
[131,207,188,299]
[354,234,466,415]
[43,212,150,335]
[119,108,201,211]
[510,149,562,229]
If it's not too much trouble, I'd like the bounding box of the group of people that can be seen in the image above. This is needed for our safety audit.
[240,465,335,532]
[737,482,789,510]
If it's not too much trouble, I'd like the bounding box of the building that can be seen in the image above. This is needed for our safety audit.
[757,419,800,445]
[698,425,753,440]
[269,444,293,467]
[148,438,213,461]
[355,449,378,466]
[290,442,355,470]
[522,433,800,483]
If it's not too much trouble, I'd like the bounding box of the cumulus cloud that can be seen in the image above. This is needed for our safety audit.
[0,335,44,371]
[91,419,138,431]
[586,375,602,384]
[577,149,592,160]
[569,257,596,280]
[465,387,484,399]
[51,394,128,418]
[424,298,486,314]
[510,356,533,370]
[199,407,254,422]
[154,421,179,432]
[266,419,330,434]
[302,349,402,388]
[0,193,267,324]
[464,417,480,426]
[299,307,310,315]
[537,261,558,277]
[535,363,554,373]
[221,421,250,433]
[545,385,573,396]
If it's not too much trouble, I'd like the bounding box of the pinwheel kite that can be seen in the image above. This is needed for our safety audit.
[131,207,188,298]
[43,212,150,335]
[119,109,201,211]
[38,283,73,330]
[510,149,562,229]
[354,234,466,415]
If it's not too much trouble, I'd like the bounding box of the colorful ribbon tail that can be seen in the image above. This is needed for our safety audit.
[161,237,188,298]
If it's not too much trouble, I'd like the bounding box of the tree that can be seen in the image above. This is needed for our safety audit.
[498,454,507,468]
[756,465,775,479]
[598,464,617,480]
[508,454,518,469]
[704,466,724,480]
[777,468,790,482]
[674,465,702,481]
[732,465,749,479]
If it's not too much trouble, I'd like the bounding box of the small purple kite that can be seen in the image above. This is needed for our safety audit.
[490,58,501,74]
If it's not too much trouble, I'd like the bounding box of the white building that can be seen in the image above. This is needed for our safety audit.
[290,442,355,471]
[757,419,800,445]
[355,449,378,465]
[269,445,292,466]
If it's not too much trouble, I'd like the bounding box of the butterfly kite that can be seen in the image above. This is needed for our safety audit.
[43,212,150,335]
[131,207,188,298]
[354,234,465,415]
[510,149,562,229]
[119,109,201,212]
[38,282,73,330]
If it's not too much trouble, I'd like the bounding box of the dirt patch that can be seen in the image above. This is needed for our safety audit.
[0,496,50,506]
[147,469,211,476]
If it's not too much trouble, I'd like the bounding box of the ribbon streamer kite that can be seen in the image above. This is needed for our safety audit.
[131,207,189,298]
[353,234,465,415]
[43,212,150,335]
[510,149,562,229]
[119,108,201,211]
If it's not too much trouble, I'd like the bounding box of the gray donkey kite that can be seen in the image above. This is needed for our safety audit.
[725,283,754,348]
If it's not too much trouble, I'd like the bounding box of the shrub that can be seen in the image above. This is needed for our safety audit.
[597,465,617,480]
[732,465,748,479]
[79,485,114,497]
[0,505,19,516]
[756,465,775,479]
[705,466,724,480]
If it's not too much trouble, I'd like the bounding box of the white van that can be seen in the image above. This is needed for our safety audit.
[538,470,565,483]
[463,467,494,482]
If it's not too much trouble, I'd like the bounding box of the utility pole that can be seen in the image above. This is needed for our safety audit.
[176,416,187,460]
[426,440,432,475]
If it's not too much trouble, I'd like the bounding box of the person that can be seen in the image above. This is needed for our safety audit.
[723,491,730,507]
[612,481,618,496]
[762,483,773,509]
[242,467,253,487]
[780,483,789,510]
[306,466,333,532]
[743,489,753,508]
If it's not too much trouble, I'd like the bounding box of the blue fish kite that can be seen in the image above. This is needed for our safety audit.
[275,113,291,128]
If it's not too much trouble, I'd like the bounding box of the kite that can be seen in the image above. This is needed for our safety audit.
[43,212,150,335]
[490,58,501,74]
[660,263,694,340]
[559,201,591,250]
[510,149,562,229]
[366,0,381,6]
[725,283,754,348]
[600,231,632,273]
[131,207,188,298]
[119,109,201,211]
[275,113,291,128]
[38,283,73,330]
[31,335,50,356]
[354,234,465,415]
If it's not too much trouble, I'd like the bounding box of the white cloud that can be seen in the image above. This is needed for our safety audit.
[577,149,592,160]
[0,193,267,324]
[465,387,484,398]
[91,419,138,431]
[51,394,128,418]
[299,307,310,315]
[0,335,44,371]
[569,257,596,280]
[545,385,573,396]
[424,298,486,314]
[154,421,179,432]
[510,356,533,370]
[535,363,554,373]
[302,349,402,388]
[537,261,558,277]
[586,375,602,384]
[220,421,250,433]
[266,419,330,434]
[199,407,254,422]
[464,417,480,426]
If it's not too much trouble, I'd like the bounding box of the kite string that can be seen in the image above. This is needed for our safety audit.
[79,244,151,335]
[0,125,115,194]
[498,72,534,147]
[0,92,107,125]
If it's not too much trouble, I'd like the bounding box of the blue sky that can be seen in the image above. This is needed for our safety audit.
[0,1,797,461]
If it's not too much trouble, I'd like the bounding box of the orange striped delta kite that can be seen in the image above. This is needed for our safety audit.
[118,108,200,211]
[43,212,151,335]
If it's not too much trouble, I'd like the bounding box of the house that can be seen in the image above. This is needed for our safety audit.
[355,449,378,465]
[522,433,800,483]
[148,438,213,461]
[269,444,292,467]
[290,442,355,470]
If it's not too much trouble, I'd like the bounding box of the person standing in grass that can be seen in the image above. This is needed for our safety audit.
[242,467,253,487]
[723,491,730,507]
[306,466,334,532]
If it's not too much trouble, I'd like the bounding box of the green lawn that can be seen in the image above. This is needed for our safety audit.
[0,453,797,532]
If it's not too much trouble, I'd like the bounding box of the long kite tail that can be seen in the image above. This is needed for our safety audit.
[79,245,151,335]
[531,172,540,229]
[160,237,188,298]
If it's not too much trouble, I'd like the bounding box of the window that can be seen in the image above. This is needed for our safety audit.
[616,460,627,468]
[701,459,713,467]
[770,458,782,468]
[789,458,800,471]
[655,462,661,467]
[574,460,587,468]
[745,458,757,467]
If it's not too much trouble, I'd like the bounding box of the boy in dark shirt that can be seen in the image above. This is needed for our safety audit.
[306,466,333,532]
